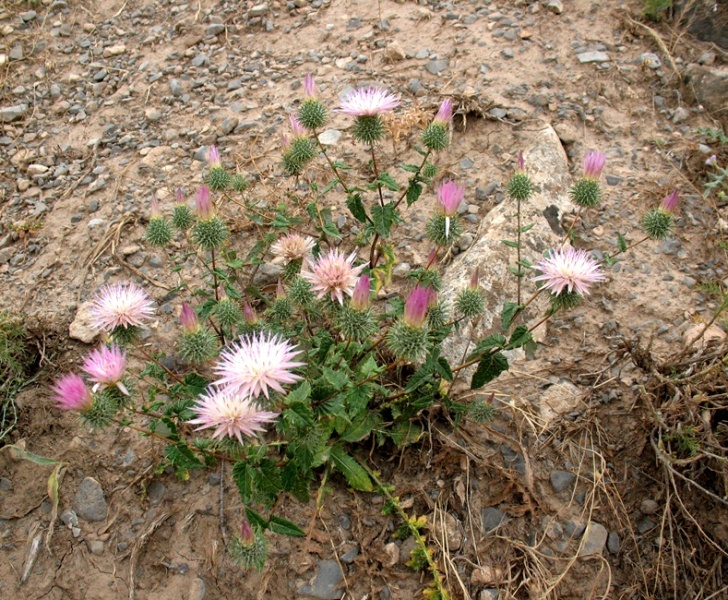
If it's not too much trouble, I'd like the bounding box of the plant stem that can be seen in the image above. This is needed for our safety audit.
[211,248,219,302]
[133,344,185,385]
[516,195,522,305]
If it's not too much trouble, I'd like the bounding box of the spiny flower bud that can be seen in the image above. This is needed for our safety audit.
[661,189,679,213]
[179,327,217,364]
[641,208,673,240]
[288,276,315,307]
[426,213,462,246]
[207,145,222,169]
[231,174,249,192]
[298,74,328,130]
[421,98,453,151]
[147,215,173,247]
[79,391,117,429]
[455,269,485,319]
[338,303,376,341]
[180,302,199,332]
[172,189,194,230]
[422,160,439,181]
[350,275,371,311]
[386,319,430,364]
[192,187,228,250]
[206,145,232,191]
[569,150,606,208]
[507,151,532,202]
[243,300,257,325]
[229,521,268,571]
[215,297,243,329]
[468,393,496,423]
[403,285,431,328]
[352,115,385,144]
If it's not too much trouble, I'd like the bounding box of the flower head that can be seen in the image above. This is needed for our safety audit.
[207,145,221,168]
[533,247,605,297]
[176,187,184,203]
[271,233,315,264]
[350,274,371,311]
[661,189,679,213]
[213,332,305,399]
[189,386,279,444]
[90,282,155,333]
[301,248,367,304]
[51,373,93,411]
[243,300,257,325]
[469,267,480,290]
[437,180,465,217]
[337,87,400,116]
[304,74,317,99]
[517,151,525,172]
[81,344,129,395]
[150,197,162,219]
[403,285,431,328]
[583,150,606,179]
[706,154,718,167]
[433,98,453,125]
[180,303,198,332]
[195,186,214,220]
[289,114,307,138]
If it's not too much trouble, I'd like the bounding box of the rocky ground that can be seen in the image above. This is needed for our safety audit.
[1,0,728,599]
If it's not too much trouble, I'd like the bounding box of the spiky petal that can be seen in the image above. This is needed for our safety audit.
[189,386,279,444]
[350,275,371,311]
[81,344,129,395]
[289,114,307,138]
[51,373,93,411]
[195,186,214,219]
[403,285,431,328]
[533,247,605,297]
[301,249,367,304]
[90,282,155,333]
[180,303,198,332]
[437,180,465,239]
[213,332,305,399]
[661,190,679,213]
[304,73,317,98]
[433,98,453,125]
[337,87,400,116]
[583,150,606,179]
[271,233,315,264]
[207,145,221,168]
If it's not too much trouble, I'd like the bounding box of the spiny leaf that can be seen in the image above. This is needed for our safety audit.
[471,352,509,389]
[329,445,373,492]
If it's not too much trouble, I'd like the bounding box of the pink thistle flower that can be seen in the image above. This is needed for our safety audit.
[426,248,438,270]
[280,132,292,152]
[51,373,93,411]
[276,278,286,299]
[337,87,401,116]
[403,285,431,328]
[469,267,480,290]
[270,233,315,264]
[81,344,129,395]
[706,154,717,167]
[90,282,155,333]
[661,190,679,213]
[180,303,198,332]
[433,98,453,125]
[583,150,606,179]
[289,114,307,138]
[304,73,317,99]
[207,145,221,168]
[213,332,305,399]
[188,386,279,444]
[533,247,605,297]
[240,517,255,543]
[301,248,367,304]
[195,186,214,220]
[350,274,371,311]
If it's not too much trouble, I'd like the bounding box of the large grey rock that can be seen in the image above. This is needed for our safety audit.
[685,64,728,127]
[578,521,608,556]
[69,300,100,344]
[441,124,573,372]
[298,560,343,599]
[0,104,28,122]
[679,0,728,49]
[73,477,107,522]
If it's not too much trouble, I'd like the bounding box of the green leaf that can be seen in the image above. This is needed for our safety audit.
[371,203,399,238]
[341,411,380,442]
[183,372,208,397]
[437,356,454,382]
[377,172,400,191]
[468,334,506,360]
[501,239,520,248]
[224,258,244,269]
[321,178,341,195]
[323,367,349,391]
[283,402,314,429]
[164,443,204,470]
[269,515,305,537]
[507,325,533,350]
[253,459,284,507]
[3,446,60,467]
[390,421,422,447]
[233,461,254,503]
[471,352,509,389]
[346,192,368,223]
[358,354,383,378]
[285,381,311,405]
[400,163,421,173]
[517,258,533,269]
[406,181,423,206]
[332,161,353,170]
[272,213,293,229]
[306,202,319,223]
[322,220,342,241]
[501,302,523,330]
[345,385,371,418]
[507,266,523,277]
[617,233,627,253]
[518,223,535,233]
[245,506,269,530]
[329,445,373,491]
[281,462,312,502]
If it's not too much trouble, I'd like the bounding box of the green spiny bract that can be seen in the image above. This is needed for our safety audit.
[172,205,194,230]
[179,328,218,364]
[408,268,442,291]
[206,166,232,192]
[231,174,249,192]
[641,208,673,240]
[507,172,532,202]
[353,115,385,144]
[282,258,303,281]
[421,123,449,152]
[192,217,229,251]
[548,289,583,312]
[467,397,496,423]
[146,217,173,247]
[338,305,377,341]
[215,298,243,329]
[80,392,117,429]
[288,276,315,307]
[386,320,430,363]
[97,384,131,409]
[455,288,485,319]
[425,213,462,246]
[288,138,316,167]
[282,151,304,176]
[421,161,439,181]
[569,177,601,208]
[298,99,327,130]
[228,529,268,571]
[110,325,142,346]
[267,297,294,324]
[427,301,449,329]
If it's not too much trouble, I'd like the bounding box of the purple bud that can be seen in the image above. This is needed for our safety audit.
[280,132,291,152]
[276,278,285,299]
[289,114,306,138]
[583,150,606,179]
[403,285,430,328]
[176,187,184,204]
[195,186,213,220]
[304,73,317,98]
[351,275,371,311]
[207,145,221,168]
[437,180,465,217]
[180,303,198,332]
[243,300,257,325]
[706,154,717,167]
[150,197,162,219]
[433,98,453,125]
[426,248,438,270]
[661,189,679,213]
[517,151,525,172]
[240,518,255,544]
[469,267,480,290]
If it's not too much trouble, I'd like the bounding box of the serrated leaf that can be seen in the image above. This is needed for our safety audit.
[390,421,422,447]
[468,334,507,360]
[281,462,312,502]
[406,181,423,206]
[269,515,306,537]
[518,223,535,233]
[245,506,269,530]
[323,367,349,391]
[346,385,370,418]
[306,202,318,222]
[346,192,368,223]
[332,161,353,170]
[340,411,380,442]
[285,381,311,405]
[617,232,627,253]
[437,356,453,381]
[328,445,373,492]
[283,402,314,429]
[371,203,398,238]
[253,459,283,507]
[377,172,400,191]
[501,302,523,330]
[507,325,532,349]
[322,220,342,241]
[501,239,520,248]
[165,443,204,470]
[233,461,254,503]
[321,178,341,195]
[358,354,383,378]
[400,163,421,173]
[471,352,509,389]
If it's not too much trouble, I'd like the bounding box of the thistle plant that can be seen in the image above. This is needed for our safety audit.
[48,75,681,587]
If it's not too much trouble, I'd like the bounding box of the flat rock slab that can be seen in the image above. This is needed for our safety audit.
[73,477,107,522]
